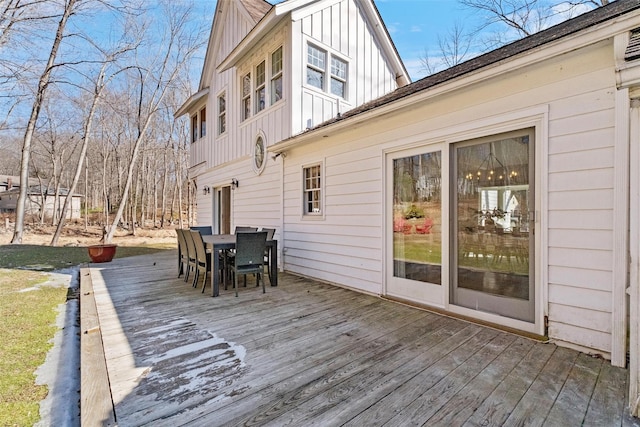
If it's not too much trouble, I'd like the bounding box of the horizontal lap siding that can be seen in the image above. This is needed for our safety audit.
[546,61,616,352]
[284,144,383,294]
[283,40,618,353]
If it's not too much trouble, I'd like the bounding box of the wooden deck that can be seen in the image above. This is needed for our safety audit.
[83,250,638,426]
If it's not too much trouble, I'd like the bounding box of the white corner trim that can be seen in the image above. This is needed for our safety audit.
[612,88,630,368]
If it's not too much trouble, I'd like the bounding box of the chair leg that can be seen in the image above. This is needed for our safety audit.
[201,272,207,293]
[261,272,265,294]
[234,272,239,297]
[192,269,198,288]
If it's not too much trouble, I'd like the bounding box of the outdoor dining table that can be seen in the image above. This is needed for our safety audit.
[202,234,278,297]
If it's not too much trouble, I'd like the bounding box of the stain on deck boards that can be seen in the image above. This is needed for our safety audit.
[85,251,638,426]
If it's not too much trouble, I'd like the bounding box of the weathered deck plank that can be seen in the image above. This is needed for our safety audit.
[83,251,634,427]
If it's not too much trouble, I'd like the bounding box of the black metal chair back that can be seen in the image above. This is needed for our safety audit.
[235,226,258,233]
[231,231,267,296]
[191,226,213,236]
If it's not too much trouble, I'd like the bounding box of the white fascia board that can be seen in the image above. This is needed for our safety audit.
[272,10,640,152]
[217,9,286,72]
[174,88,209,118]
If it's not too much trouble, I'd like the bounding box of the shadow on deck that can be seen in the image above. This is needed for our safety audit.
[81,251,638,426]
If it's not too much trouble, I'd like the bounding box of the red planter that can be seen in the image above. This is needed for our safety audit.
[88,244,117,263]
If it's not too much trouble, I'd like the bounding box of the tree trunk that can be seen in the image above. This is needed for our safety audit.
[11,0,77,244]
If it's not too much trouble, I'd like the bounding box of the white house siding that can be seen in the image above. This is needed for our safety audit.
[282,39,618,354]
[190,1,273,169]
[195,155,282,236]
[294,0,398,133]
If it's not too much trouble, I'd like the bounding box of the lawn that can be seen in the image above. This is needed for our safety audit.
[0,242,173,425]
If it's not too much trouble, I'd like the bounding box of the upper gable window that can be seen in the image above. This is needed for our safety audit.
[255,61,266,113]
[218,92,226,135]
[330,57,347,97]
[240,46,284,121]
[307,43,347,99]
[191,115,198,143]
[271,47,283,104]
[242,73,251,121]
[307,45,325,90]
[199,106,206,138]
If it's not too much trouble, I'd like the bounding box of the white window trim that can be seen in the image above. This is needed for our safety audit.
[271,46,283,105]
[217,90,226,135]
[305,41,349,100]
[241,72,251,122]
[240,45,284,122]
[302,161,325,219]
[252,131,267,175]
[255,60,266,113]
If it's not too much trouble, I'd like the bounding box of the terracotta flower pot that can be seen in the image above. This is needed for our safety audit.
[88,244,117,263]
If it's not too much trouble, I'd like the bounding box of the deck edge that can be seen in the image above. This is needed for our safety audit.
[80,266,116,427]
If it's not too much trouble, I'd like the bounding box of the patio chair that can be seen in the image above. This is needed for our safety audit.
[190,230,212,291]
[260,228,276,284]
[235,226,258,233]
[183,228,198,286]
[191,225,213,236]
[228,231,267,297]
[175,229,189,278]
[415,218,434,234]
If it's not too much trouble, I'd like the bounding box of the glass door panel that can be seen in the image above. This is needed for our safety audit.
[391,151,443,293]
[452,130,534,322]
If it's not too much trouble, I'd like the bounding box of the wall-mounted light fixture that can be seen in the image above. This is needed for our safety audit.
[203,185,210,195]
[231,178,239,189]
[271,152,287,161]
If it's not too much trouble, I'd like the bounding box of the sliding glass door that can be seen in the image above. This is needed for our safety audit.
[388,148,444,305]
[451,130,535,322]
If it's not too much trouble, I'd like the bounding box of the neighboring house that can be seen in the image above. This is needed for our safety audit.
[0,185,82,219]
[178,0,640,416]
[0,175,20,193]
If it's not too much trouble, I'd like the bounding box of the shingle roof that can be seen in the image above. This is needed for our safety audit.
[310,0,640,132]
[239,0,272,23]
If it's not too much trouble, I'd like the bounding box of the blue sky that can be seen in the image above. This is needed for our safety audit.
[375,0,475,80]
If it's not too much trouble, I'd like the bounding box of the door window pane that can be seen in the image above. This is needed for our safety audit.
[393,151,442,285]
[455,135,531,301]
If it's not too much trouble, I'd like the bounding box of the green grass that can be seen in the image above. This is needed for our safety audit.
[394,234,529,275]
[0,269,65,426]
[0,243,173,271]
[0,242,174,425]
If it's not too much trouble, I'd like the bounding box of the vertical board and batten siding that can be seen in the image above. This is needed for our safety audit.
[282,40,619,354]
[294,0,397,133]
[189,0,256,169]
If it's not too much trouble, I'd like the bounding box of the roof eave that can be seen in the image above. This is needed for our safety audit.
[174,88,210,118]
[217,8,285,73]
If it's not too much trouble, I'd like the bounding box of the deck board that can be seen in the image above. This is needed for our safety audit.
[83,250,635,426]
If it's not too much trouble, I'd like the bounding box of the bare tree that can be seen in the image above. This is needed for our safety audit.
[103,0,207,243]
[421,0,606,77]
[421,21,473,75]
[11,0,77,244]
